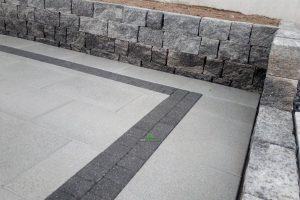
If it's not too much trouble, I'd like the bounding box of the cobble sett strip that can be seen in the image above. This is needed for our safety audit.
[0,0,278,92]
[0,45,202,200]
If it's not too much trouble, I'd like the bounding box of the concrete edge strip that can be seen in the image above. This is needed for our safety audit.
[0,45,202,200]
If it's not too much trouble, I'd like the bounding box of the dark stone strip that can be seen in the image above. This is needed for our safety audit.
[0,45,176,95]
[0,45,202,200]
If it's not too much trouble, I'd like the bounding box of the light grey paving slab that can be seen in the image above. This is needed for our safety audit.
[0,188,23,200]
[40,76,155,111]
[0,52,22,66]
[4,141,98,200]
[116,147,240,200]
[0,120,70,185]
[0,89,72,120]
[0,35,38,48]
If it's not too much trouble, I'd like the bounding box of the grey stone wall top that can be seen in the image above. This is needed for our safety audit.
[199,17,231,40]
[94,2,123,21]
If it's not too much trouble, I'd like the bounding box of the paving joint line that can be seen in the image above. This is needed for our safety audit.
[0,44,202,200]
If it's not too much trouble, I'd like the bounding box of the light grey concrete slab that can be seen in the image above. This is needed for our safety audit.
[116,148,240,200]
[0,188,23,200]
[0,53,22,67]
[0,35,38,49]
[0,118,70,185]
[40,76,158,112]
[0,89,72,120]
[4,141,98,200]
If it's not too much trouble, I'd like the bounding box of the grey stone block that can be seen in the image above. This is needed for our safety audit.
[105,165,135,187]
[128,42,152,62]
[108,21,138,42]
[123,6,147,26]
[142,61,175,73]
[163,13,200,35]
[115,134,139,148]
[260,75,297,112]
[250,24,278,47]
[199,37,219,59]
[80,17,107,36]
[243,141,299,200]
[35,8,59,26]
[55,27,67,43]
[249,46,270,69]
[199,17,231,40]
[115,39,129,56]
[27,21,44,38]
[59,175,94,198]
[124,127,148,140]
[0,17,5,31]
[105,142,131,159]
[230,21,252,44]
[118,154,144,172]
[222,61,254,85]
[5,0,20,5]
[119,55,141,66]
[147,11,163,29]
[219,41,251,63]
[241,193,264,200]
[203,59,223,77]
[44,25,55,40]
[252,67,266,92]
[93,151,120,169]
[67,30,85,49]
[253,105,296,150]
[129,141,160,160]
[18,6,34,21]
[168,51,204,67]
[89,178,122,200]
[94,2,123,21]
[45,0,71,13]
[152,47,167,65]
[138,26,163,47]
[6,19,27,35]
[87,34,115,52]
[46,190,77,200]
[212,77,231,86]
[72,0,93,17]
[91,48,119,61]
[36,38,59,46]
[76,161,108,183]
[0,3,18,19]
[268,37,300,80]
[163,31,201,54]
[60,13,79,29]
[175,67,207,80]
[27,0,44,8]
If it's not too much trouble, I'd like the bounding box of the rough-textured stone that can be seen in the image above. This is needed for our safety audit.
[241,193,265,200]
[199,17,231,40]
[146,11,163,29]
[18,6,34,21]
[108,21,138,42]
[128,42,152,62]
[0,17,5,31]
[199,37,219,59]
[72,0,93,17]
[60,13,79,29]
[44,25,55,40]
[163,13,200,35]
[152,47,167,65]
[249,46,270,69]
[212,77,231,86]
[268,37,300,80]
[86,34,115,52]
[91,49,119,60]
[138,27,163,47]
[253,105,296,150]
[243,141,299,200]
[119,55,141,66]
[5,0,20,5]
[94,2,123,21]
[115,39,129,56]
[168,51,204,67]
[163,31,201,54]
[230,22,252,44]
[203,59,223,77]
[45,0,71,13]
[67,30,85,49]
[0,3,18,19]
[5,19,27,35]
[80,17,107,36]
[123,6,147,26]
[222,61,254,85]
[27,0,44,8]
[260,75,297,112]
[35,8,59,26]
[219,41,250,63]
[175,67,207,80]
[250,24,278,47]
[142,61,175,73]
[252,67,266,92]
[27,21,44,38]
[55,27,67,43]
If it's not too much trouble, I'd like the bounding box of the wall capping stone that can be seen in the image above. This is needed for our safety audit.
[0,0,278,92]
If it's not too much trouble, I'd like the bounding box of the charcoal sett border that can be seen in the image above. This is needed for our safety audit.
[0,0,278,92]
[0,44,202,200]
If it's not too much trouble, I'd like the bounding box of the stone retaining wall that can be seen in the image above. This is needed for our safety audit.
[0,0,278,92]
[240,21,300,200]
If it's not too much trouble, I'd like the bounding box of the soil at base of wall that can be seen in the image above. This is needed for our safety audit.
[97,0,280,26]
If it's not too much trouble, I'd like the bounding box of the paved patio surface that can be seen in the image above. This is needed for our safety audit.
[0,35,259,200]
